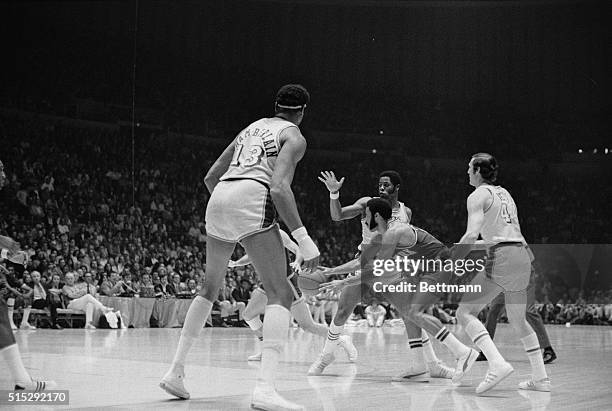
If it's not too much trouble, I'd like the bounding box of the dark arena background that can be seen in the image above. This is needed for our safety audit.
[0,1,611,410]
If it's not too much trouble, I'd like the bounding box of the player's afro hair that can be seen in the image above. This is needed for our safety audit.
[379,170,402,187]
[366,198,393,220]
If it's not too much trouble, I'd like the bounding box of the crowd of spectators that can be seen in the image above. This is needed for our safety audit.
[0,111,610,328]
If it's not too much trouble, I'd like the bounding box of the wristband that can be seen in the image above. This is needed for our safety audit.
[329,192,339,200]
[291,227,308,242]
[0,249,7,259]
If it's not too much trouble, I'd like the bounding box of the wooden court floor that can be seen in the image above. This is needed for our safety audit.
[2,324,611,410]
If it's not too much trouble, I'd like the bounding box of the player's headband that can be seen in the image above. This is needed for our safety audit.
[276,103,307,110]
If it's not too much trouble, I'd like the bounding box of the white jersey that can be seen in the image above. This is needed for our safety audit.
[478,184,525,244]
[220,117,298,186]
[360,201,410,248]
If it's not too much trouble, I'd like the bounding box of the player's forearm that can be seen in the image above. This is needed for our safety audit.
[459,231,479,244]
[270,183,303,232]
[330,198,343,221]
[327,258,361,276]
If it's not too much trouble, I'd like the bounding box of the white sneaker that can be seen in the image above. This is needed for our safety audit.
[20,323,36,330]
[338,335,358,362]
[307,353,335,376]
[159,365,190,399]
[475,362,514,394]
[427,361,454,379]
[248,352,262,361]
[85,323,96,330]
[10,323,18,331]
[452,348,479,384]
[15,379,58,392]
[391,364,429,382]
[519,377,551,392]
[251,382,304,411]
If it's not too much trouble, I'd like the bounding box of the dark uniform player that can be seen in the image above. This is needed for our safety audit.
[319,198,480,382]
[311,171,452,377]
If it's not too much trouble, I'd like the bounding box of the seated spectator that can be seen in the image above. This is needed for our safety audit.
[232,278,252,307]
[139,273,156,297]
[365,299,386,327]
[82,272,99,296]
[154,274,175,297]
[100,272,126,297]
[30,270,62,329]
[62,271,111,329]
[216,279,245,327]
[186,279,198,297]
[2,265,35,330]
[170,273,185,294]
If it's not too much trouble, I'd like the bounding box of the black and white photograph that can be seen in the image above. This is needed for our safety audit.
[0,1,610,410]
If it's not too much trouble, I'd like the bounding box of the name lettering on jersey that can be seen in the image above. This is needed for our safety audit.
[262,133,278,157]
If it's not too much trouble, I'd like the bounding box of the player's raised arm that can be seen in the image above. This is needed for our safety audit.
[203,138,237,194]
[319,170,369,221]
[271,128,319,271]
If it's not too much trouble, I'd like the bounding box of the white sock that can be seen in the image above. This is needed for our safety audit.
[322,321,344,355]
[7,299,17,329]
[435,327,470,358]
[1,344,31,384]
[421,330,440,363]
[521,332,547,381]
[171,296,212,370]
[259,305,290,386]
[465,318,505,365]
[408,338,426,368]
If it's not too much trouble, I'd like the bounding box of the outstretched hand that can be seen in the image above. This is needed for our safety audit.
[318,171,345,193]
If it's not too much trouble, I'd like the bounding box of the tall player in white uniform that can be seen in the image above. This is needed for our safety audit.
[309,171,453,380]
[160,85,320,411]
[453,153,550,394]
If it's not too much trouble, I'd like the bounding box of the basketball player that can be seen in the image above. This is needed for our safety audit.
[452,153,550,393]
[160,84,319,411]
[310,171,454,380]
[229,229,356,361]
[319,198,479,383]
[0,160,56,391]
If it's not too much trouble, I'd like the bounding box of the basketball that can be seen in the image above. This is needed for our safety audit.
[297,270,328,296]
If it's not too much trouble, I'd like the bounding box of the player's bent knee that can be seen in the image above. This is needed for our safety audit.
[455,306,473,324]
